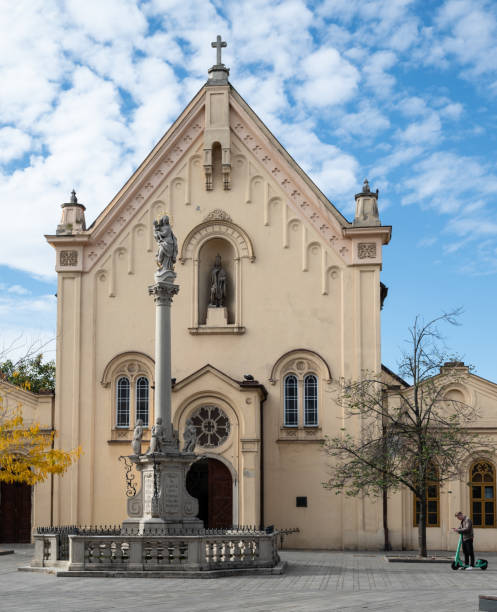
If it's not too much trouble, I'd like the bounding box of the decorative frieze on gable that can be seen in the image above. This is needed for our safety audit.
[82,113,204,273]
[230,105,352,266]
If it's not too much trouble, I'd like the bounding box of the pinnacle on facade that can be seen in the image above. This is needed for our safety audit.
[56,189,86,235]
[353,178,380,227]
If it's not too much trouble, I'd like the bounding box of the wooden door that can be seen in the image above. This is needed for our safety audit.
[0,481,32,543]
[208,459,232,528]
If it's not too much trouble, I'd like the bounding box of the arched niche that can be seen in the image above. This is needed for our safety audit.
[179,215,255,334]
[198,238,235,325]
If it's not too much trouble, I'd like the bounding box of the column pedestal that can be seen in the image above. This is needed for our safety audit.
[122,453,203,534]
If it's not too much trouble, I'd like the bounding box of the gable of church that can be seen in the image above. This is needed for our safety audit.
[48,71,390,297]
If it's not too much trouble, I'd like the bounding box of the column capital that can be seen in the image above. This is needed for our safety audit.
[148,282,180,306]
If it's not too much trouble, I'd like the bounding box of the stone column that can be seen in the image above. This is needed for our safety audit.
[148,270,179,442]
[121,216,203,534]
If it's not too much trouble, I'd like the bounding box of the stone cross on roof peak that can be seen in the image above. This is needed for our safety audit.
[211,35,227,66]
[207,36,229,85]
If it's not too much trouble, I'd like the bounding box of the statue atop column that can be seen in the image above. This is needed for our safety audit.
[209,254,227,307]
[154,215,178,272]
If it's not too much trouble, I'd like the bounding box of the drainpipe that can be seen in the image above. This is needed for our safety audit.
[259,393,266,530]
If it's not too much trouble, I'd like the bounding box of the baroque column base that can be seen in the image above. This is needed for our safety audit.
[122,452,203,534]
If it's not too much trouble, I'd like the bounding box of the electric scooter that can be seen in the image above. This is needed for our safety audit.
[451,534,488,570]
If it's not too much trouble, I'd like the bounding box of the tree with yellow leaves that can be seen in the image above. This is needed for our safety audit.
[0,403,79,485]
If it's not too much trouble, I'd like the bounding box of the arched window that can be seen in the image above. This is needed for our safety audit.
[272,350,330,431]
[116,377,130,427]
[284,375,298,427]
[135,377,149,426]
[470,461,496,528]
[304,374,318,426]
[413,464,439,527]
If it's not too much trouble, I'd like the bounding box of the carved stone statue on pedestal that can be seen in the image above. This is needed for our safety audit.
[147,417,167,454]
[131,419,144,455]
[182,418,197,453]
[206,254,229,327]
[209,254,227,307]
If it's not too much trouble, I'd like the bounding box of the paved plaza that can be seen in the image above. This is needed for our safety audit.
[2,545,497,611]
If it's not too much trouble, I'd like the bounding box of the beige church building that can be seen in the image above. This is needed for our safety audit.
[3,48,497,551]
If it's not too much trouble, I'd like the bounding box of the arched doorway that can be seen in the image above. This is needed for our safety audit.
[186,457,233,528]
[0,481,32,543]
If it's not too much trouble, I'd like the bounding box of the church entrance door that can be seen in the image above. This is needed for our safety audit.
[0,481,32,543]
[186,458,233,528]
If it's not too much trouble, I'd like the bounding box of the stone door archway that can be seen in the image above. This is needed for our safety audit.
[186,457,233,528]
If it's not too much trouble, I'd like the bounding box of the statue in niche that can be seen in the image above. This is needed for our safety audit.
[182,418,197,453]
[147,416,167,454]
[153,215,178,272]
[209,254,227,307]
[131,419,144,455]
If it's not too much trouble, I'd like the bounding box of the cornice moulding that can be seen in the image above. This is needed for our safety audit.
[343,226,392,244]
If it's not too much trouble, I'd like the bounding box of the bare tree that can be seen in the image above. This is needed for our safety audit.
[323,310,487,557]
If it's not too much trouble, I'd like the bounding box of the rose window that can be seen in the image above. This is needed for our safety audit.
[190,405,230,448]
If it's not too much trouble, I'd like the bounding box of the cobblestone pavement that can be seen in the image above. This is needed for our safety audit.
[3,545,497,611]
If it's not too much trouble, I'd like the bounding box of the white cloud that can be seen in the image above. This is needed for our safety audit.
[417,236,437,247]
[0,14,65,126]
[402,152,497,213]
[458,239,497,275]
[399,96,429,117]
[7,285,30,296]
[440,102,464,120]
[64,0,147,43]
[0,292,56,360]
[399,113,442,145]
[313,153,359,200]
[296,48,360,108]
[0,128,32,163]
[363,51,397,97]
[227,0,313,78]
[236,74,289,121]
[335,102,391,138]
[146,0,230,77]
[423,0,497,79]
[370,145,424,179]
[448,219,497,243]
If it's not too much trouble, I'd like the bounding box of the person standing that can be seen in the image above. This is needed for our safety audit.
[453,511,475,569]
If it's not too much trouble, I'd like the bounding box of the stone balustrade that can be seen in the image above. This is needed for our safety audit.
[32,530,279,573]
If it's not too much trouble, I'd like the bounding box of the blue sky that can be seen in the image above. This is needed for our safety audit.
[0,0,496,379]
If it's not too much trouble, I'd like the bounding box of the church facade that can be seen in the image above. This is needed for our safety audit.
[24,49,497,550]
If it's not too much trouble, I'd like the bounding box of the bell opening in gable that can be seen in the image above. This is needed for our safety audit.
[211,142,224,191]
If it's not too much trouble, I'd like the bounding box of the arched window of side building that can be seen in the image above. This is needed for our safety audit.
[470,460,496,528]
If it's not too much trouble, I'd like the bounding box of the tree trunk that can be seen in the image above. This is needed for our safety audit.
[383,486,391,551]
[418,492,427,557]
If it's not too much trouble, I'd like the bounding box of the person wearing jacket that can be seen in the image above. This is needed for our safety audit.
[452,511,474,569]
